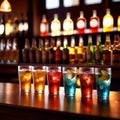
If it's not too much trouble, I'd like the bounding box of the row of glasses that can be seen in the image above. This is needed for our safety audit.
[18,65,111,101]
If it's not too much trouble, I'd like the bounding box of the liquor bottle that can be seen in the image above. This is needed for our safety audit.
[12,15,19,37]
[29,38,37,63]
[77,36,86,63]
[35,38,42,63]
[40,15,49,37]
[51,14,61,36]
[94,35,102,64]
[23,13,29,36]
[103,9,114,32]
[76,11,86,34]
[22,38,30,63]
[90,10,100,33]
[69,36,76,64]
[5,15,13,36]
[86,35,94,64]
[12,38,19,63]
[117,16,120,31]
[102,34,112,65]
[0,14,5,36]
[63,12,74,35]
[18,13,24,36]
[0,38,6,63]
[42,38,49,64]
[48,38,55,64]
[112,34,119,64]
[55,38,62,64]
[62,37,69,64]
[5,38,13,63]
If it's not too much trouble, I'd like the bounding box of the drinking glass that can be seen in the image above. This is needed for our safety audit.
[32,66,46,93]
[79,67,94,98]
[62,67,77,96]
[95,67,111,100]
[47,66,62,95]
[18,65,32,93]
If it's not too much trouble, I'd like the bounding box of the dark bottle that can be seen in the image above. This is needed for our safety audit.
[102,34,112,65]
[112,34,119,64]
[22,38,30,63]
[29,38,37,63]
[62,37,69,64]
[12,37,19,63]
[42,38,49,64]
[35,38,42,63]
[94,35,102,64]
[5,38,13,63]
[86,35,94,64]
[55,38,62,64]
[48,38,55,64]
[0,38,6,63]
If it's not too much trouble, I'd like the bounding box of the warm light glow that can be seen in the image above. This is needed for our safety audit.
[0,0,12,12]
[0,24,4,35]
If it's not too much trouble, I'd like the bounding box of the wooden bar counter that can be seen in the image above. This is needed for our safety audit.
[0,83,119,120]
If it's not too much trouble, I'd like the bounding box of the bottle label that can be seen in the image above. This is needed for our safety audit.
[103,18,113,27]
[40,23,48,33]
[77,20,85,29]
[90,19,99,28]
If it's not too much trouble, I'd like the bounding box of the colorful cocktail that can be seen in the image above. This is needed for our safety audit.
[95,68,111,100]
[47,66,62,95]
[32,66,46,93]
[62,67,77,96]
[79,67,94,98]
[18,66,32,93]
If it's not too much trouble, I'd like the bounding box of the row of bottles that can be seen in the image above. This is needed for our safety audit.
[21,34,120,65]
[40,8,119,37]
[0,13,29,37]
[0,38,19,63]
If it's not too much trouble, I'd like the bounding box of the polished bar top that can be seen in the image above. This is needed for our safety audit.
[0,83,120,120]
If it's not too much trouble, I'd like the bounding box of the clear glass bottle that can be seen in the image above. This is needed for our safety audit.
[102,34,112,65]
[76,11,86,34]
[12,37,19,63]
[40,15,49,37]
[35,38,43,63]
[22,38,30,63]
[51,14,61,36]
[77,36,86,63]
[69,36,76,64]
[29,38,37,63]
[62,37,69,64]
[55,38,62,64]
[103,9,114,32]
[90,10,100,33]
[94,35,102,64]
[63,12,74,35]
[86,35,94,64]
[48,38,55,64]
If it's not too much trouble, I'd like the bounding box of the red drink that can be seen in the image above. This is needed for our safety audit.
[79,67,94,98]
[47,67,62,95]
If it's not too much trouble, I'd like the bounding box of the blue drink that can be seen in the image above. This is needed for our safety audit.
[95,68,111,100]
[63,67,77,96]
